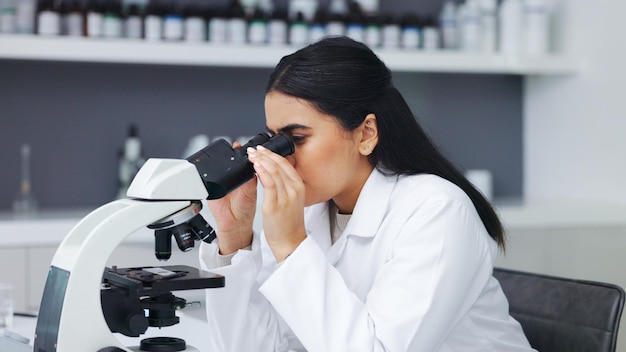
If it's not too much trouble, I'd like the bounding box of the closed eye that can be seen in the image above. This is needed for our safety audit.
[290,135,306,144]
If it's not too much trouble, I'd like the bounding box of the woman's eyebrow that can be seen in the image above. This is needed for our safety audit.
[266,123,311,134]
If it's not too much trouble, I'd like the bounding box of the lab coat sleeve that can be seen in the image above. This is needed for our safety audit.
[199,236,293,352]
[259,197,494,352]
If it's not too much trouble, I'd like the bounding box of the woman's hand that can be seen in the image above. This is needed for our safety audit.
[206,143,258,255]
[247,145,307,262]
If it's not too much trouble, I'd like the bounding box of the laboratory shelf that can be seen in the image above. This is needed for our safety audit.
[0,34,579,75]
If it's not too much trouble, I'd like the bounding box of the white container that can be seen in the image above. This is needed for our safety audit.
[346,23,365,43]
[0,0,17,33]
[479,0,497,53]
[364,23,381,48]
[37,9,60,35]
[144,14,162,41]
[401,25,420,50]
[289,14,308,46]
[15,0,34,34]
[227,17,247,44]
[439,0,458,50]
[163,14,183,41]
[459,0,481,52]
[208,16,227,43]
[184,16,205,42]
[64,11,83,36]
[523,0,550,56]
[422,25,440,51]
[381,21,400,49]
[125,12,143,39]
[498,0,523,55]
[103,15,123,38]
[268,17,287,45]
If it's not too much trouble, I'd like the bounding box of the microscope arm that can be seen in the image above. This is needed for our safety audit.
[34,160,207,352]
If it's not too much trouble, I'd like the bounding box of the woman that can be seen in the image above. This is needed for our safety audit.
[199,36,535,351]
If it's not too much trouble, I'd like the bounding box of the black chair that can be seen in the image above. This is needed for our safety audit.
[494,268,625,352]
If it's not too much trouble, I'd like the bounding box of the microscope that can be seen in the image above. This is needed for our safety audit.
[32,132,294,352]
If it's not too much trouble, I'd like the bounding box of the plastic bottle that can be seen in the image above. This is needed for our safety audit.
[15,0,35,34]
[62,0,83,36]
[84,0,103,37]
[459,0,481,52]
[144,0,163,41]
[381,13,400,49]
[523,0,550,56]
[326,0,346,37]
[308,7,326,44]
[208,6,227,43]
[498,0,523,55]
[0,0,17,33]
[400,13,420,50]
[439,0,458,50]
[184,5,206,42]
[345,1,365,43]
[162,2,183,41]
[124,3,143,39]
[248,6,267,44]
[422,17,440,51]
[267,7,287,45]
[364,14,381,48]
[288,11,307,46]
[479,0,497,53]
[36,0,60,35]
[226,0,246,44]
[102,0,122,38]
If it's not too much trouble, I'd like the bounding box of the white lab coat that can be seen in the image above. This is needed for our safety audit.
[199,169,535,352]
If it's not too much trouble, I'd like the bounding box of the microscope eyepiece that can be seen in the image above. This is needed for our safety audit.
[187,132,295,199]
[258,132,295,157]
[148,131,294,261]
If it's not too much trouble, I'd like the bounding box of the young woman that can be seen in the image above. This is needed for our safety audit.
[199,36,535,351]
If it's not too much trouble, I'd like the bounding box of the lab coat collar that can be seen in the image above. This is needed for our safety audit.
[343,168,397,239]
[304,169,397,252]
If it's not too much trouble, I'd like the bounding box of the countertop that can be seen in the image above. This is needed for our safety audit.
[2,199,626,247]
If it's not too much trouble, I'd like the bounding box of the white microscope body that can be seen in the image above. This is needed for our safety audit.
[33,159,211,352]
[32,132,293,352]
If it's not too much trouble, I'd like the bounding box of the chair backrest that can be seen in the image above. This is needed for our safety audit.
[493,268,625,352]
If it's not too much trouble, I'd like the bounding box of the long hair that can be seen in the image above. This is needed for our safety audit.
[266,36,505,249]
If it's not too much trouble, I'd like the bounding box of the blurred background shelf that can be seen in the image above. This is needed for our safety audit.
[0,34,579,75]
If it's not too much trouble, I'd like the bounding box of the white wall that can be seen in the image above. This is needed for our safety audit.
[525,1,626,203]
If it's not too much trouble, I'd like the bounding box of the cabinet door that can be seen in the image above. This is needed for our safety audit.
[0,248,27,313]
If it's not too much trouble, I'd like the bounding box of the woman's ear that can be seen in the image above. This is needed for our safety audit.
[359,114,379,156]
